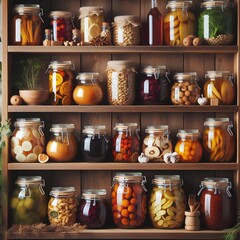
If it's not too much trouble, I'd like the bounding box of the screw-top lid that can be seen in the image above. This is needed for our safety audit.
[174,72,198,81]
[50,187,76,197]
[48,61,74,70]
[50,123,76,133]
[15,118,43,127]
[113,172,144,182]
[16,176,43,186]
[201,1,227,8]
[14,4,41,14]
[204,118,232,127]
[76,72,100,82]
[205,71,232,79]
[145,125,169,134]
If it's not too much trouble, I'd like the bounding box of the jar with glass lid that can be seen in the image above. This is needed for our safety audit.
[112,123,140,162]
[12,4,44,45]
[47,61,74,105]
[171,72,200,105]
[197,178,235,230]
[198,1,234,45]
[164,1,196,46]
[10,118,45,163]
[78,189,109,228]
[203,118,235,162]
[142,125,172,162]
[10,176,47,224]
[73,72,103,105]
[82,125,109,162]
[149,175,186,229]
[203,71,235,105]
[48,187,77,226]
[111,172,147,228]
[175,129,203,163]
[46,124,79,162]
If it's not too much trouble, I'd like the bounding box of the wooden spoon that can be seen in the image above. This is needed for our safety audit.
[188,194,196,212]
[193,202,201,212]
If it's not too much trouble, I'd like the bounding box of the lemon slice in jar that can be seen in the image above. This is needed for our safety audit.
[89,23,101,39]
[49,72,63,86]
[38,153,49,163]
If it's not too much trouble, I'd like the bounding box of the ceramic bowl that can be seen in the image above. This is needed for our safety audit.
[19,90,50,105]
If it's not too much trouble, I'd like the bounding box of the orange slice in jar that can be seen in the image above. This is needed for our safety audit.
[38,153,49,163]
[62,95,72,105]
[49,72,63,86]
[60,81,71,96]
[89,23,101,39]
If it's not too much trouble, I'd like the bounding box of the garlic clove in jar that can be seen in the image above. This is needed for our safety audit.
[138,152,149,163]
[197,95,208,105]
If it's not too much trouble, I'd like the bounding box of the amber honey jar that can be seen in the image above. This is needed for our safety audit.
[111,172,147,228]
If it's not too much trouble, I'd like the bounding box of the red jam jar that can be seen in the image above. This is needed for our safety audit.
[197,178,235,230]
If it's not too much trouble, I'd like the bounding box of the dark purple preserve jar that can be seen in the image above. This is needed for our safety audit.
[78,189,109,228]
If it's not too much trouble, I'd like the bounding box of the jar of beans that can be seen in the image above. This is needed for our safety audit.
[112,172,147,228]
[175,129,203,163]
[107,61,136,105]
[113,15,140,46]
[171,72,200,105]
[48,187,77,226]
[78,189,109,228]
[149,175,186,229]
[112,123,140,162]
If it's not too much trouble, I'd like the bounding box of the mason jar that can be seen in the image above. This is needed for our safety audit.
[203,71,235,105]
[112,123,140,162]
[48,187,77,226]
[203,118,235,162]
[12,4,43,45]
[10,118,45,163]
[112,172,147,228]
[198,178,235,230]
[82,125,109,162]
[10,176,47,224]
[142,125,172,162]
[149,175,186,229]
[175,129,203,163]
[46,124,79,162]
[171,72,200,105]
[164,1,196,45]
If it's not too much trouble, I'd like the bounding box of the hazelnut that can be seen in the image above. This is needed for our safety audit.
[10,95,23,105]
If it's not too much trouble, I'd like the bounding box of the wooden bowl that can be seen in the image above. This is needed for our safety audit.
[19,90,50,105]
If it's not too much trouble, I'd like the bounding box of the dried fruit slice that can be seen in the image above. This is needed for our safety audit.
[131,152,139,162]
[26,153,38,162]
[14,146,23,155]
[49,72,63,86]
[62,95,72,105]
[16,154,27,162]
[11,137,19,147]
[38,153,49,163]
[144,146,160,158]
[33,145,43,155]
[32,129,40,139]
[60,81,71,96]
[22,141,32,152]
[89,23,101,39]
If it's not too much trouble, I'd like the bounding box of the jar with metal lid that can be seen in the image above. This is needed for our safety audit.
[197,178,235,230]
[203,71,235,105]
[10,176,47,224]
[175,129,203,163]
[79,6,104,43]
[49,11,74,42]
[142,125,172,162]
[73,72,103,105]
[164,1,196,45]
[203,118,235,162]
[46,124,79,162]
[48,187,77,226]
[10,118,45,163]
[113,15,140,46]
[139,66,171,105]
[171,72,200,105]
[47,61,74,105]
[82,125,109,162]
[111,172,147,228]
[107,61,136,105]
[149,175,186,229]
[198,1,234,45]
[112,123,140,162]
[12,4,44,45]
[78,189,109,228]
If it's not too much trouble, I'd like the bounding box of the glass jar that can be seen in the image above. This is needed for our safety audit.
[10,176,47,224]
[82,125,109,162]
[112,172,147,228]
[164,1,196,46]
[10,118,45,163]
[149,175,186,229]
[46,124,79,162]
[49,11,74,42]
[73,72,103,105]
[47,61,74,105]
[203,118,235,162]
[12,4,43,45]
[197,178,235,230]
[198,1,234,45]
[107,61,136,105]
[113,15,140,46]
[171,72,200,105]
[112,123,140,162]
[142,125,172,162]
[79,6,104,43]
[79,189,109,228]
[48,187,77,226]
[139,66,171,105]
[175,129,203,163]
[203,71,235,105]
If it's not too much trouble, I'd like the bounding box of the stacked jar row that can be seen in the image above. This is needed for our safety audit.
[10,174,235,231]
[10,118,235,163]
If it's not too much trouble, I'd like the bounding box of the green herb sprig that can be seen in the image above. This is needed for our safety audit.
[225,223,240,240]
[0,120,12,152]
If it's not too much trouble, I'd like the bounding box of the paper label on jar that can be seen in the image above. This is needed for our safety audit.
[15,19,21,42]
[84,138,91,151]
[115,136,121,152]
[144,80,150,94]
[169,16,175,41]
[83,200,91,216]
[52,72,57,102]
[117,27,124,43]
[112,72,119,100]
[175,88,180,101]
